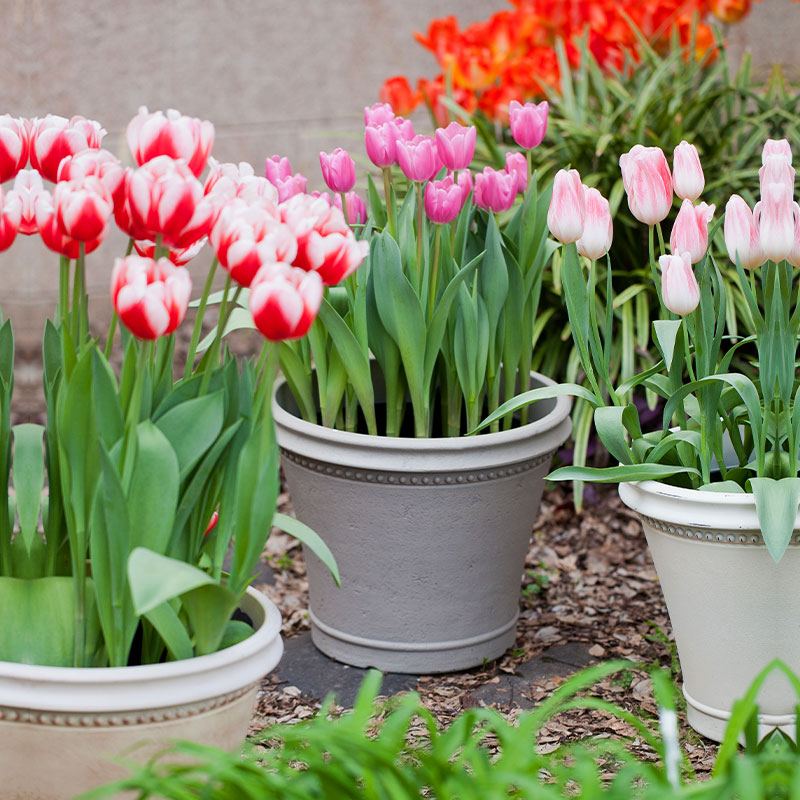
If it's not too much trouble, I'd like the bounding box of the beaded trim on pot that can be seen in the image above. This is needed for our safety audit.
[0,683,256,728]
[279,449,553,485]
[639,513,800,547]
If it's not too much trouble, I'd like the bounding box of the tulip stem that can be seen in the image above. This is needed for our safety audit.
[429,224,442,319]
[58,255,69,328]
[184,257,219,378]
[415,182,424,290]
[382,167,396,237]
[105,313,118,359]
[339,192,349,228]
[199,275,236,395]
[648,225,666,315]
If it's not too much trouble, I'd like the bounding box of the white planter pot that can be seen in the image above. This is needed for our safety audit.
[272,370,571,673]
[619,480,800,742]
[0,586,283,799]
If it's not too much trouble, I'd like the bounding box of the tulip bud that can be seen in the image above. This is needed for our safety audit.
[393,117,416,142]
[364,123,398,169]
[547,169,585,243]
[126,106,214,178]
[265,155,293,184]
[756,182,798,262]
[474,167,517,214]
[762,139,792,165]
[759,155,795,197]
[111,255,192,340]
[0,116,29,184]
[396,135,441,183]
[660,252,700,316]
[670,199,715,264]
[724,195,764,270]
[576,186,613,260]
[672,141,704,202]
[619,145,673,225]
[319,148,356,194]
[508,100,548,150]
[249,262,323,341]
[425,176,464,224]
[434,122,476,171]
[504,152,528,194]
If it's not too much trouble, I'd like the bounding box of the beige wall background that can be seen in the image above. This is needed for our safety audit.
[1,0,797,350]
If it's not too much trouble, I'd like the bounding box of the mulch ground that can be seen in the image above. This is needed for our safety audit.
[251,483,720,780]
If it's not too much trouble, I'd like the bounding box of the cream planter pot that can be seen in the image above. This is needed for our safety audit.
[0,586,283,800]
[619,480,800,742]
[272,371,571,674]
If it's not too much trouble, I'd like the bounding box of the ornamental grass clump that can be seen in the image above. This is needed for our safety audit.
[0,107,348,668]
[480,135,800,563]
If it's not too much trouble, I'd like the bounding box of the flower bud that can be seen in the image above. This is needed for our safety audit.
[620,145,673,225]
[474,167,517,214]
[425,176,464,224]
[319,148,356,194]
[547,169,585,243]
[508,100,548,149]
[576,186,613,260]
[669,199,715,264]
[660,252,700,316]
[504,152,528,194]
[756,182,797,262]
[724,194,764,270]
[434,122,476,171]
[672,141,704,202]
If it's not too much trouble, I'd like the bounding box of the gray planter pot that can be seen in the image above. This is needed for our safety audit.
[272,369,571,673]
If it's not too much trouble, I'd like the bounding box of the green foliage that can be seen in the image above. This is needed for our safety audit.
[84,661,800,800]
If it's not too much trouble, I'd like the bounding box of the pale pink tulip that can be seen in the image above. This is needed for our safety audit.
[755,182,797,262]
[249,262,323,341]
[660,252,700,316]
[264,155,293,183]
[272,173,307,202]
[547,169,585,243]
[620,145,673,225]
[724,194,764,270]
[576,186,613,260]
[672,141,704,201]
[759,156,795,196]
[669,199,715,264]
[762,139,792,165]
[508,100,548,149]
[126,106,214,177]
[787,203,800,268]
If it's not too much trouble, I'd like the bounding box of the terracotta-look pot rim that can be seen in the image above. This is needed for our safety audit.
[0,586,283,712]
[272,369,572,474]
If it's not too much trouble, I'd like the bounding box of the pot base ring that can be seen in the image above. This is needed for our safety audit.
[309,609,519,674]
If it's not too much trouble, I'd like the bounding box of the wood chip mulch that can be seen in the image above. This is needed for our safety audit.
[251,483,720,780]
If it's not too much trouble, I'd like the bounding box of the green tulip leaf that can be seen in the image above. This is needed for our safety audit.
[750,477,800,563]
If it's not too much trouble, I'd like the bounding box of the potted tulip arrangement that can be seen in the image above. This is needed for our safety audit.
[0,108,345,799]
[478,135,800,741]
[198,101,572,673]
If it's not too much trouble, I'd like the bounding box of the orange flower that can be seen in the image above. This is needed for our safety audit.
[708,0,754,22]
[418,77,477,127]
[413,16,460,64]
[379,76,420,117]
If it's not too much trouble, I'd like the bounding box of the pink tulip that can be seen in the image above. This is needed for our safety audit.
[0,116,29,184]
[249,262,323,341]
[126,106,214,178]
[619,145,673,225]
[13,170,47,235]
[396,135,441,183]
[272,173,307,203]
[280,193,369,285]
[787,204,800,269]
[762,139,792,165]
[504,151,528,194]
[660,252,700,316]
[29,115,106,183]
[669,199,715,264]
[435,122,476,171]
[53,176,113,243]
[576,186,613,260]
[672,141,704,202]
[111,255,192,340]
[333,191,367,225]
[508,100,548,150]
[547,169,585,243]
[57,148,125,208]
[0,188,22,253]
[755,182,797,262]
[36,191,102,258]
[204,159,279,207]
[474,167,517,213]
[265,155,293,183]
[365,123,398,169]
[210,199,297,288]
[118,156,213,248]
[456,169,473,204]
[319,148,356,193]
[393,117,416,142]
[425,176,464,224]
[363,103,396,127]
[724,194,764,270]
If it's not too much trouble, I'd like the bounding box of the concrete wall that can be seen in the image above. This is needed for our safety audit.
[1,0,797,349]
